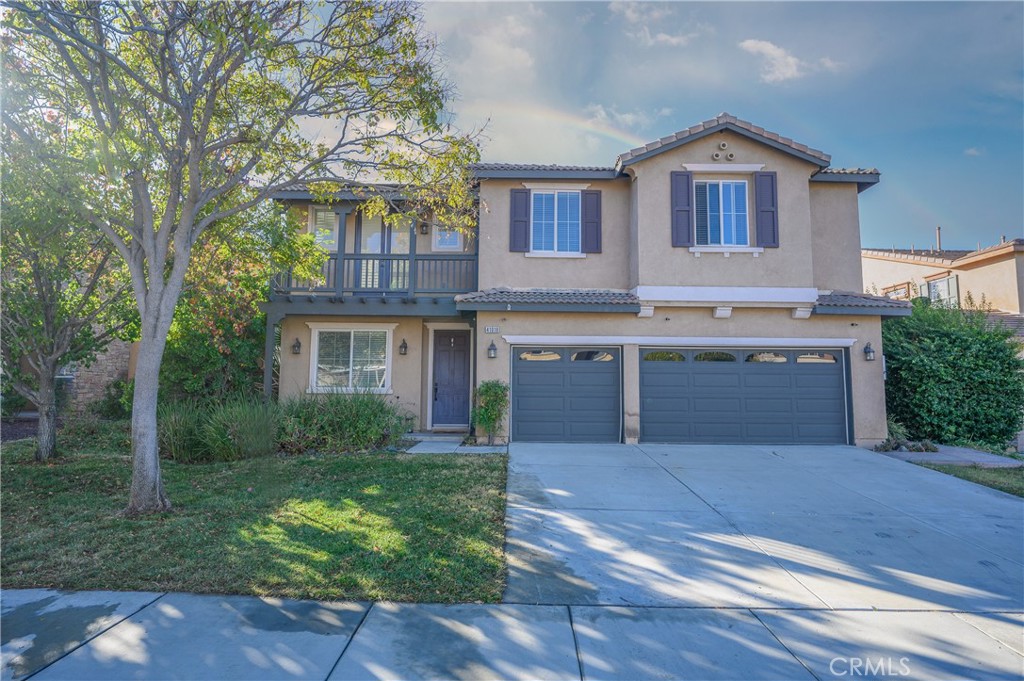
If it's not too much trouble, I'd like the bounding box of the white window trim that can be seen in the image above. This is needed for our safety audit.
[432,226,463,252]
[530,189,583,255]
[524,252,586,259]
[695,180,750,248]
[309,205,338,252]
[689,246,764,257]
[305,322,398,394]
[522,182,591,190]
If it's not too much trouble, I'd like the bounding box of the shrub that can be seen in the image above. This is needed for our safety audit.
[157,400,207,463]
[472,380,509,445]
[61,415,131,454]
[91,379,133,419]
[883,299,1024,449]
[1,381,28,422]
[202,397,280,461]
[279,393,410,453]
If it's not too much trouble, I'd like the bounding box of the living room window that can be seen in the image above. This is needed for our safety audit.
[309,326,392,392]
[695,181,748,246]
[531,190,581,253]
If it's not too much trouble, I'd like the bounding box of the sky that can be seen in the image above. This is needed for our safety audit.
[421,1,1024,251]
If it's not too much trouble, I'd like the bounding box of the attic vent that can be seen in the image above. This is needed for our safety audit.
[711,151,722,160]
[719,141,729,150]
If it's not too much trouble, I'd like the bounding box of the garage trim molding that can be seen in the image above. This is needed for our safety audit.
[502,335,858,347]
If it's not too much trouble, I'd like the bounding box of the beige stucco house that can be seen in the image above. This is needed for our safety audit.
[862,238,1024,317]
[262,113,909,447]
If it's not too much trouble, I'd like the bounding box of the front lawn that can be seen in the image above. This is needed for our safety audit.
[1,429,507,603]
[919,463,1024,498]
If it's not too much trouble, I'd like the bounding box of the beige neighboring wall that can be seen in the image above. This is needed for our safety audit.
[277,315,430,428]
[862,250,1023,313]
[809,183,864,292]
[628,130,821,289]
[474,309,887,447]
[476,178,631,290]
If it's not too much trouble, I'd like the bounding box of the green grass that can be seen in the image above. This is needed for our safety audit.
[1,429,507,603]
[919,463,1024,498]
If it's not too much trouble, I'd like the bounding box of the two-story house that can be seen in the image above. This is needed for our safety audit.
[262,113,909,447]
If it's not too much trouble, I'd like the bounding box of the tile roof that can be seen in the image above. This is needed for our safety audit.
[817,167,880,175]
[986,311,1024,338]
[471,163,618,173]
[616,112,831,167]
[863,238,1023,266]
[815,291,913,312]
[455,288,639,306]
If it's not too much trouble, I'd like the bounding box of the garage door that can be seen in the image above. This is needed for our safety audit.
[640,348,848,444]
[511,346,621,442]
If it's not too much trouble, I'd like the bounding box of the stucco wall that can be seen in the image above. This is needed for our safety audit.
[474,309,886,447]
[862,251,1022,312]
[809,183,864,292]
[277,315,434,427]
[476,178,632,290]
[628,130,822,289]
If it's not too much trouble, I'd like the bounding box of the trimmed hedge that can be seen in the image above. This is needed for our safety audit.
[279,392,411,454]
[882,300,1024,448]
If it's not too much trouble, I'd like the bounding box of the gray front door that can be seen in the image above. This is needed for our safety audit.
[511,346,621,442]
[639,347,848,444]
[433,331,470,426]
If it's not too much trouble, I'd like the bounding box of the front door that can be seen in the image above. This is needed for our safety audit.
[433,331,471,427]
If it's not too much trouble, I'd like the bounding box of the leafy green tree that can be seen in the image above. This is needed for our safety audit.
[2,1,479,512]
[883,299,1024,448]
[1,139,134,461]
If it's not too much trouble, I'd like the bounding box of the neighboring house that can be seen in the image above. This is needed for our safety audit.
[261,113,909,447]
[862,238,1024,316]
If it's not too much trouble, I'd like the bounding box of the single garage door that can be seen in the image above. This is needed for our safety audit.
[640,347,848,444]
[511,346,621,442]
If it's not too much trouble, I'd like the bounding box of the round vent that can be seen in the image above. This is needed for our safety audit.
[719,141,729,150]
[711,151,722,160]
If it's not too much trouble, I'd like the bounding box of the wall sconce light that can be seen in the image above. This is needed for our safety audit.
[863,342,876,361]
[291,338,302,355]
[419,222,430,235]
[399,338,408,355]
[487,341,498,359]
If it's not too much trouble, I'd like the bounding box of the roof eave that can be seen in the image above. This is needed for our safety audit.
[810,173,880,193]
[616,122,831,171]
[455,302,641,313]
[472,169,623,180]
[813,305,912,317]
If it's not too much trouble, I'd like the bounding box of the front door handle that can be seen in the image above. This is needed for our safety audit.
[434,383,438,400]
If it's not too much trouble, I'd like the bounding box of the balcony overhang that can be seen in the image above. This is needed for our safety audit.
[261,296,464,322]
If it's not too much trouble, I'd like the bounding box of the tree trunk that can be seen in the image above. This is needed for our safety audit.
[126,322,172,514]
[35,370,58,462]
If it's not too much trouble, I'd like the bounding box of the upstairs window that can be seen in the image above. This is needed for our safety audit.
[433,227,463,252]
[695,181,748,246]
[928,275,959,305]
[311,206,337,251]
[532,190,581,253]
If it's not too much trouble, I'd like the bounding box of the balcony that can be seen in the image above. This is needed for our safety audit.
[270,253,478,300]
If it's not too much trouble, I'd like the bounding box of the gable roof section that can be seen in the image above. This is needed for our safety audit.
[615,112,832,171]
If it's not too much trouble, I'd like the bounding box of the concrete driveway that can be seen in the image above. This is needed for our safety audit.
[505,443,1024,679]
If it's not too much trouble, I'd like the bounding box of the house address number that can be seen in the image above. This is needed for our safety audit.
[484,326,500,333]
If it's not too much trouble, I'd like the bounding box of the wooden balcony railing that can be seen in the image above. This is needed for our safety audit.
[271,253,478,298]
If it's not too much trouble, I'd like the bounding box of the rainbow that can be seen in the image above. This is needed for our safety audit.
[476,101,650,151]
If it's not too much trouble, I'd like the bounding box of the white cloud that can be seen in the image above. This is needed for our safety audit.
[609,2,710,48]
[584,103,672,131]
[964,147,984,156]
[739,39,843,84]
[739,39,806,83]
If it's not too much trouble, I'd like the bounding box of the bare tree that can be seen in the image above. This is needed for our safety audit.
[1,1,479,512]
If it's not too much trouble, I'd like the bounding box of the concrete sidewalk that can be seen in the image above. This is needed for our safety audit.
[3,588,1023,680]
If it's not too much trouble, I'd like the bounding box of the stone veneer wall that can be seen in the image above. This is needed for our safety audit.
[66,339,135,412]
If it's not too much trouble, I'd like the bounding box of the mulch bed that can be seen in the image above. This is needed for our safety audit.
[1,419,41,443]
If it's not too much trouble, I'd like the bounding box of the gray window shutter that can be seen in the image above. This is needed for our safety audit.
[670,171,694,247]
[581,190,602,253]
[509,189,530,252]
[754,171,779,248]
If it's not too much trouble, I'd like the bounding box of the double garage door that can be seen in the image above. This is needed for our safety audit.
[511,345,849,444]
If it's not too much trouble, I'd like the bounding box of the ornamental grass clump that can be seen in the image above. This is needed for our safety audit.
[279,393,410,454]
[202,397,280,461]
